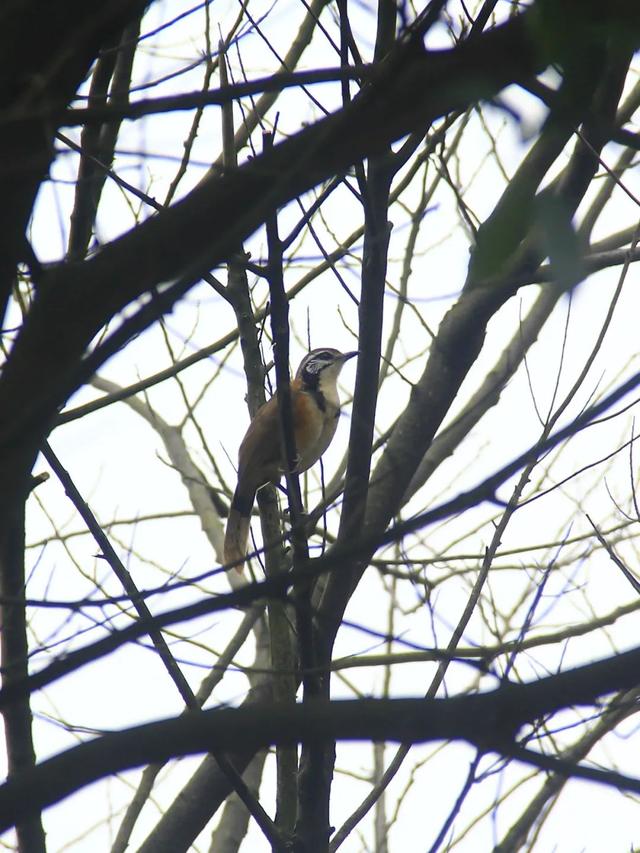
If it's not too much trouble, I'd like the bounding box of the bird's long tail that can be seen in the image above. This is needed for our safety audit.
[224,486,256,572]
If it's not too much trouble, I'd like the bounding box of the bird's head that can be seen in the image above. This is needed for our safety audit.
[296,348,358,391]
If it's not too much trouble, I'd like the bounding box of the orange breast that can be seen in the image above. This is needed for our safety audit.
[237,385,326,490]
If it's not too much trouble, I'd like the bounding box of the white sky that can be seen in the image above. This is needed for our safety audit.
[5,1,640,850]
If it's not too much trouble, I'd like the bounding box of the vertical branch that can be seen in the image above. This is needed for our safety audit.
[333,0,396,577]
[336,158,391,550]
[219,39,265,418]
[374,573,397,853]
[263,130,306,557]
[221,31,309,843]
[68,17,142,261]
[296,2,397,848]
[263,142,338,841]
[262,129,314,840]
[216,43,295,849]
[0,488,46,853]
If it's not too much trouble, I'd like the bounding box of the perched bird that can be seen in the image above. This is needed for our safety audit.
[224,347,357,571]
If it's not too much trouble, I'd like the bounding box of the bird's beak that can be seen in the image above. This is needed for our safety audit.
[341,350,359,362]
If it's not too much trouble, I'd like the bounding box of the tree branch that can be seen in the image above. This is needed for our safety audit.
[4,648,640,833]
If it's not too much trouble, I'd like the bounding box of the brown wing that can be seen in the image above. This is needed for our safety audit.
[237,394,282,492]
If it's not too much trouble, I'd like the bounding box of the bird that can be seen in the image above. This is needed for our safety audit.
[224,347,357,571]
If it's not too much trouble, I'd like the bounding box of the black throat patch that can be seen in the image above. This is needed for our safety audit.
[302,368,326,412]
